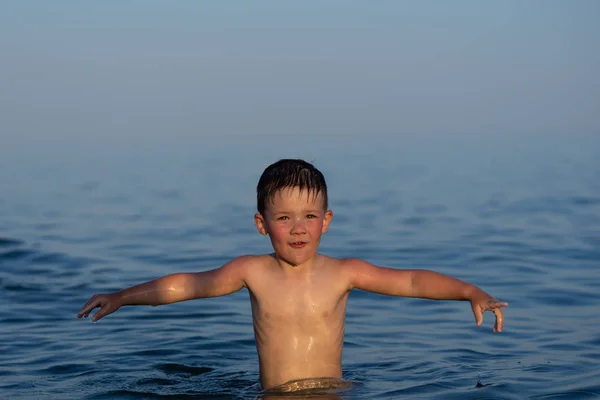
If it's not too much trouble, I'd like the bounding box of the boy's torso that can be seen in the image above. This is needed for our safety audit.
[244,254,351,389]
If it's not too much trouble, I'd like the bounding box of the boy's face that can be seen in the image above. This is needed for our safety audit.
[254,186,333,267]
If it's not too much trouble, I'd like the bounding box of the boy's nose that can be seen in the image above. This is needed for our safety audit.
[291,218,306,233]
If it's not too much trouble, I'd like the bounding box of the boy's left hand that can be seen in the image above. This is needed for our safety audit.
[470,292,508,332]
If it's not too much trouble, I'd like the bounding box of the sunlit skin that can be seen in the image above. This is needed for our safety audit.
[77,186,508,391]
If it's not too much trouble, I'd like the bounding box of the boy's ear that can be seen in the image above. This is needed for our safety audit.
[321,210,333,233]
[254,213,268,235]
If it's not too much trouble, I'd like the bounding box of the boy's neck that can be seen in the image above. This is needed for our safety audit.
[271,252,322,272]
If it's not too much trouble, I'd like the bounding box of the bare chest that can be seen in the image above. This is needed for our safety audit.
[248,276,348,323]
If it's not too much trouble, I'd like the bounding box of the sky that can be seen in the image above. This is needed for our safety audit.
[1,1,599,143]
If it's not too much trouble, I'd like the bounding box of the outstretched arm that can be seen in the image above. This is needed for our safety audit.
[346,258,508,332]
[77,256,251,322]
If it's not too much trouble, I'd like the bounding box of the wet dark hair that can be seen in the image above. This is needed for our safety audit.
[257,159,328,215]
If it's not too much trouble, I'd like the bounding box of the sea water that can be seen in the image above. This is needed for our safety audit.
[1,134,599,399]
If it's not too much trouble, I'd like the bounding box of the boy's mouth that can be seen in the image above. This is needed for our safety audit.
[290,241,307,248]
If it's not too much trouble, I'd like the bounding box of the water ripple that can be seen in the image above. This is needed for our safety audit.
[2,136,599,399]
[155,363,213,376]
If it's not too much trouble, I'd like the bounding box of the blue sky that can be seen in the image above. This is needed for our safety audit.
[1,1,599,142]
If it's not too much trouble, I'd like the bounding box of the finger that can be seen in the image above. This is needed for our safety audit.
[91,310,103,322]
[473,305,483,326]
[91,304,113,322]
[486,300,509,311]
[82,295,98,309]
[77,295,97,317]
[492,307,504,333]
[77,302,97,318]
[77,299,101,318]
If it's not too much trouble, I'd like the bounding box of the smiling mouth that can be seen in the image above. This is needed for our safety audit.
[290,242,307,248]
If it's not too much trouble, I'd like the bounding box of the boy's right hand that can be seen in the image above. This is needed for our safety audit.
[468,290,508,333]
[77,293,121,322]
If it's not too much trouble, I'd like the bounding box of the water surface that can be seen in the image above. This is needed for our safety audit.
[1,134,599,399]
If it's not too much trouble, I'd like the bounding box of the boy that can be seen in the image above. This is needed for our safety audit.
[77,159,508,393]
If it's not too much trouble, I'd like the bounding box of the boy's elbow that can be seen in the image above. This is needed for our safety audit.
[406,270,417,297]
[156,273,201,303]
[404,269,435,298]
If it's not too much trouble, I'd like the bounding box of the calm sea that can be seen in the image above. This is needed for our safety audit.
[1,134,599,399]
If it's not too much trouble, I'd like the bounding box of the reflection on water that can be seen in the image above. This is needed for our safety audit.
[262,377,353,396]
[1,134,599,399]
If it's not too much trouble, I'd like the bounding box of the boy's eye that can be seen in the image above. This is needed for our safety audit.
[306,214,317,219]
[277,216,289,221]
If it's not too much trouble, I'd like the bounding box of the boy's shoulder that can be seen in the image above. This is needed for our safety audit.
[320,256,385,283]
[322,255,370,268]
[318,254,356,268]
[317,255,376,278]
[226,254,273,268]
